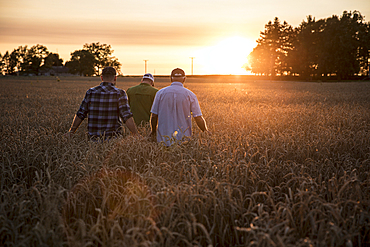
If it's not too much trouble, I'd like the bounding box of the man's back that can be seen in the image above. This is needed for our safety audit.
[127,83,158,126]
[151,81,202,145]
[66,66,138,139]
[77,82,132,137]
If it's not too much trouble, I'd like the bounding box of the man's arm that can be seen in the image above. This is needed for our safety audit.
[150,113,158,138]
[65,115,83,137]
[69,115,83,133]
[194,116,208,132]
[124,117,138,135]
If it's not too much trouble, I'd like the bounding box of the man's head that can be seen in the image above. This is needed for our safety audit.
[101,66,117,83]
[171,68,186,83]
[141,73,154,86]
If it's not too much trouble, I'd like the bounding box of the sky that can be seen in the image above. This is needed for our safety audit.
[1,0,369,75]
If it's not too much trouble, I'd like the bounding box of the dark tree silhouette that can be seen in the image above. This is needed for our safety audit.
[8,46,28,75]
[248,17,294,77]
[315,11,363,79]
[43,53,63,68]
[249,10,370,80]
[1,42,121,76]
[66,50,97,76]
[288,16,324,79]
[22,44,49,75]
[83,42,121,75]
[358,22,370,77]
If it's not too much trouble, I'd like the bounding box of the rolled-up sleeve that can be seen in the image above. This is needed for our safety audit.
[118,91,133,123]
[190,93,202,117]
[76,91,89,120]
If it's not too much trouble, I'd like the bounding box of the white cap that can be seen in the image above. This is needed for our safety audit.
[142,73,154,82]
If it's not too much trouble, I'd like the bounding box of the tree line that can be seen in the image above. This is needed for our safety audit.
[0,42,121,76]
[2,10,369,79]
[247,10,370,80]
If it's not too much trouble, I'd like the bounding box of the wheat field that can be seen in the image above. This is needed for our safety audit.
[1,76,369,247]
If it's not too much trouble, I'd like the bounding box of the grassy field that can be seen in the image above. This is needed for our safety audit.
[1,75,369,246]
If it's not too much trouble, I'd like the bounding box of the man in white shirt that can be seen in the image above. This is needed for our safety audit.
[150,68,208,146]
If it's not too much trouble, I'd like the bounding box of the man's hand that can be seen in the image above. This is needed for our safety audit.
[66,115,83,137]
[148,131,156,142]
[194,116,208,132]
[125,117,139,135]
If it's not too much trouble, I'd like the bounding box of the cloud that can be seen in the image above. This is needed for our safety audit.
[0,17,239,47]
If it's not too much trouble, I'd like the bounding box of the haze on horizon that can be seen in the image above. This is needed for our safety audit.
[1,0,369,75]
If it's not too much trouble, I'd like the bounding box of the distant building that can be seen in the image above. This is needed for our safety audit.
[39,66,72,76]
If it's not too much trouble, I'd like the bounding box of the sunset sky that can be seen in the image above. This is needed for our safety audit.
[1,0,369,75]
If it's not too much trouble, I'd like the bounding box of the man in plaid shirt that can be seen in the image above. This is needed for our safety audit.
[66,66,138,140]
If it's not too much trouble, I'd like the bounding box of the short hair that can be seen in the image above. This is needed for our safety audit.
[101,66,116,81]
[142,78,153,83]
[170,68,186,82]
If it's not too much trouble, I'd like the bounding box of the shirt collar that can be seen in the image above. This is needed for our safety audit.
[140,82,152,86]
[100,82,115,87]
[171,81,184,87]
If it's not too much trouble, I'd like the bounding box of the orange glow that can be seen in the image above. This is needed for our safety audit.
[194,36,256,75]
[2,1,367,75]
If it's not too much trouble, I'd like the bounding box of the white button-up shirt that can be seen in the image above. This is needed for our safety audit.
[151,81,202,146]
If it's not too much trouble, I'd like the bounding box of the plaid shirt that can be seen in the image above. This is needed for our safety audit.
[76,82,133,137]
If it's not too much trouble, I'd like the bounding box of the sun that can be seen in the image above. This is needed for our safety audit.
[194,36,256,75]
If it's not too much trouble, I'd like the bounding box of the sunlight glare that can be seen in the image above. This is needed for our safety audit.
[194,36,255,75]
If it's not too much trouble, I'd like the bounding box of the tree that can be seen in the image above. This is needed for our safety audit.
[66,49,97,76]
[316,11,364,80]
[288,16,324,79]
[358,21,370,77]
[248,44,271,75]
[104,56,121,74]
[250,10,368,80]
[336,11,364,79]
[8,46,28,75]
[279,21,295,76]
[1,51,10,75]
[42,53,64,69]
[83,42,121,75]
[0,53,3,75]
[288,11,366,80]
[22,44,49,75]
[247,17,294,77]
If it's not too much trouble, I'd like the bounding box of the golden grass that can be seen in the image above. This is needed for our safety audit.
[1,76,369,246]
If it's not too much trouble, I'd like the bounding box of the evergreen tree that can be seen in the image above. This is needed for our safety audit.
[250,10,368,80]
[356,16,370,77]
[0,53,3,75]
[288,16,324,79]
[248,17,293,77]
[248,44,268,76]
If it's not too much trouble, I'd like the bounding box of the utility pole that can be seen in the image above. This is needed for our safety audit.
[143,60,148,74]
[190,57,194,75]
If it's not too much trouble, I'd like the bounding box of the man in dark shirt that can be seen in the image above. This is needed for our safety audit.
[66,66,138,140]
[127,73,158,126]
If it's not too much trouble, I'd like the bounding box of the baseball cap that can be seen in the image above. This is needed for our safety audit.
[142,73,154,82]
[102,66,116,76]
[171,68,185,77]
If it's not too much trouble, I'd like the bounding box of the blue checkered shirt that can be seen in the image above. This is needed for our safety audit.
[76,82,133,137]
